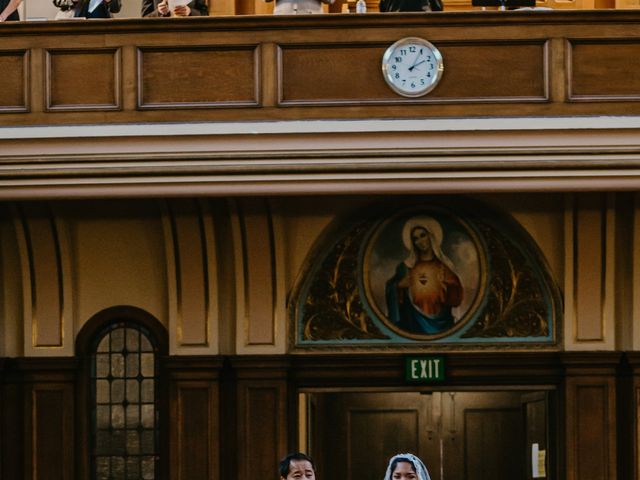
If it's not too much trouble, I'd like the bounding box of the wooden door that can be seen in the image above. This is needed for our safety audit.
[308,390,549,480]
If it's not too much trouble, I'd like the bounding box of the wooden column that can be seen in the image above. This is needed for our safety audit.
[167,356,223,480]
[563,353,621,480]
[232,357,290,480]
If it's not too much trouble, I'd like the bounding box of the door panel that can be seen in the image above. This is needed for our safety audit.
[308,390,549,480]
[312,392,427,480]
[349,410,419,479]
[523,392,549,480]
[464,408,524,479]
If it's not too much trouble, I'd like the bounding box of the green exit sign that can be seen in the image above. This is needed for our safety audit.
[405,356,445,382]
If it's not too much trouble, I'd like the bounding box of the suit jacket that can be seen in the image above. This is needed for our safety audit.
[379,0,442,11]
[0,0,19,20]
[74,0,121,17]
[141,0,208,16]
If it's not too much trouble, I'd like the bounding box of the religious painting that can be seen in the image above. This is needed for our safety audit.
[290,198,561,348]
[363,210,486,340]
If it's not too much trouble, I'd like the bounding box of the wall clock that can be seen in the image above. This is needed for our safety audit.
[381,37,444,97]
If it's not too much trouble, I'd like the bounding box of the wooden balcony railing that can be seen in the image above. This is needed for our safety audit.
[0,11,639,128]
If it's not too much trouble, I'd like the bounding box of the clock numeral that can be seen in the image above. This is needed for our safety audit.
[402,79,406,85]
[427,72,431,78]
[395,56,402,63]
[411,82,416,88]
[400,49,407,55]
[420,79,425,85]
[391,65,397,70]
[409,46,416,53]
[395,73,400,79]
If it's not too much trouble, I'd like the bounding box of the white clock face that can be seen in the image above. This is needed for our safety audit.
[382,37,444,98]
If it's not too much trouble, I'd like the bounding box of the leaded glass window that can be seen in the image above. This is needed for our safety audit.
[91,322,160,480]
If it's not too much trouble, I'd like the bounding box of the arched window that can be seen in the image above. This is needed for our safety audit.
[77,307,167,480]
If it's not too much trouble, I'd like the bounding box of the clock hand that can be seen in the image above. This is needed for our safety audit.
[408,59,426,72]
[407,53,420,71]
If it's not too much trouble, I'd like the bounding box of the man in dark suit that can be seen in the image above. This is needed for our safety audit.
[142,0,208,16]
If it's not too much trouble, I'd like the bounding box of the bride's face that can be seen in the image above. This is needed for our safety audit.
[392,461,418,480]
[411,227,432,254]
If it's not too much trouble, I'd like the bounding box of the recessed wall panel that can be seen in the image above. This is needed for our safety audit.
[0,50,28,112]
[46,49,120,111]
[574,194,606,342]
[138,46,259,108]
[569,40,640,100]
[174,385,218,480]
[238,199,275,347]
[279,41,548,105]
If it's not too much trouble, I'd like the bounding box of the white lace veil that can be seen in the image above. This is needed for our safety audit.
[383,453,431,480]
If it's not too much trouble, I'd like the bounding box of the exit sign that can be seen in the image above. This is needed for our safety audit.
[405,356,445,382]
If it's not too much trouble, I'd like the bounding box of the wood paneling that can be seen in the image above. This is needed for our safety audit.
[0,50,28,113]
[46,49,121,111]
[569,40,640,100]
[234,357,288,480]
[0,353,634,480]
[0,13,637,127]
[237,385,286,480]
[167,356,222,480]
[29,387,74,480]
[172,385,219,480]
[465,408,524,479]
[1,358,77,480]
[315,393,424,480]
[137,46,259,108]
[626,353,640,480]
[436,42,548,100]
[314,390,533,480]
[1,380,24,480]
[279,44,392,104]
[279,41,548,105]
[348,409,419,477]
[564,354,619,480]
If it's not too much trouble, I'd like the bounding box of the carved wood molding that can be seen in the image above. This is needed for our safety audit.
[1,120,640,197]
